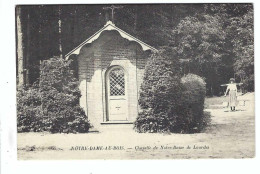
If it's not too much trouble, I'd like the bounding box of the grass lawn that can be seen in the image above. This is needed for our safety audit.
[17,93,255,160]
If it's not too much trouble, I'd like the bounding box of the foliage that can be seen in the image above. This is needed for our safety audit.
[39,57,91,133]
[172,14,229,95]
[17,85,43,132]
[134,50,182,133]
[178,74,210,132]
[134,62,210,133]
[134,109,178,133]
[17,5,200,83]
[228,8,254,91]
[17,57,91,133]
[170,4,254,94]
[18,4,254,94]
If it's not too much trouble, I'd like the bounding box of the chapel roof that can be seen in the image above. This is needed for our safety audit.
[65,21,158,59]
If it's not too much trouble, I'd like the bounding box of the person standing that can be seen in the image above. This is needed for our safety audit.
[224,78,238,111]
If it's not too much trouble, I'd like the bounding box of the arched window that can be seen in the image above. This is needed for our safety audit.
[108,67,125,96]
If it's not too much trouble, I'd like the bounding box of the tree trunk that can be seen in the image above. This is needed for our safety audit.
[58,5,63,58]
[25,11,30,84]
[16,6,24,87]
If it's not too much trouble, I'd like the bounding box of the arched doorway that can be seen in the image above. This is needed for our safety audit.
[106,66,128,121]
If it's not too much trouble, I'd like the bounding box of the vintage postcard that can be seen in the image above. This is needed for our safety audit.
[16,4,255,160]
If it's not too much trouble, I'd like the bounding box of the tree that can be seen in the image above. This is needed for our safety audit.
[16,6,25,87]
[203,4,254,92]
[16,4,254,93]
[58,5,63,58]
[228,8,254,91]
[172,14,227,95]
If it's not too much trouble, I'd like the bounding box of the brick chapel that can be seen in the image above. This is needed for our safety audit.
[65,21,157,129]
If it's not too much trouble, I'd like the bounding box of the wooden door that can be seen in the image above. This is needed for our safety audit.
[106,66,128,121]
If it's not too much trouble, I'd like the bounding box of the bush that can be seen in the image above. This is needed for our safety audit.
[17,85,44,132]
[134,109,179,133]
[134,50,210,133]
[177,73,209,133]
[134,50,183,133]
[17,57,91,133]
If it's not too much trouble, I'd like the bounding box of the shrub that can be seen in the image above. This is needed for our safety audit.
[17,85,44,132]
[135,109,179,133]
[134,50,183,133]
[17,57,91,133]
[134,50,210,133]
[177,73,209,133]
[40,57,91,133]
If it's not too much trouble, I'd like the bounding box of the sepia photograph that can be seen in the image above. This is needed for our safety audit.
[15,3,255,160]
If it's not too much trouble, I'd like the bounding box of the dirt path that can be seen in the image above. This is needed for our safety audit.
[17,94,255,160]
